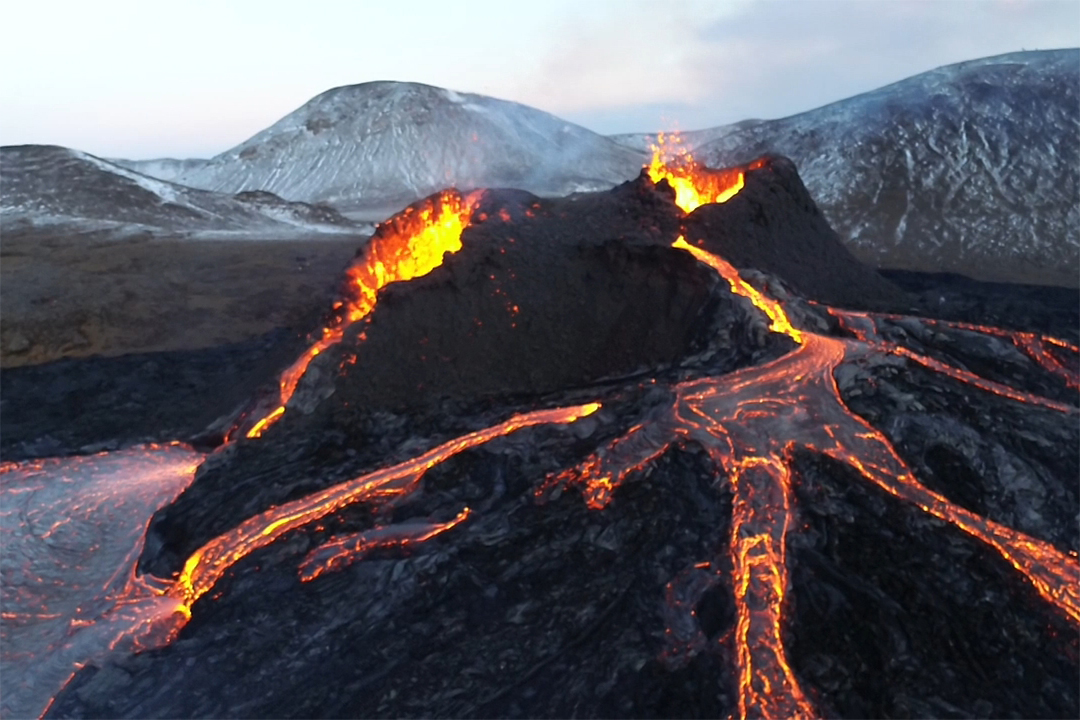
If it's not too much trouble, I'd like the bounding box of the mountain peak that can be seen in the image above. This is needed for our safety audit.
[132,81,646,215]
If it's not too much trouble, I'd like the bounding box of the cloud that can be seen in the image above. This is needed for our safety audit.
[512,0,1080,134]
[683,0,1080,124]
[494,1,749,117]
[1,0,1075,154]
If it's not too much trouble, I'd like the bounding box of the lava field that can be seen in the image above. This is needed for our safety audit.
[2,143,1077,719]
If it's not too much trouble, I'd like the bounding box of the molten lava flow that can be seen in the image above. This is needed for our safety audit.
[673,237,803,343]
[647,132,744,213]
[828,308,1079,412]
[298,507,472,582]
[1,446,203,720]
[727,455,816,720]
[1016,333,1080,390]
[178,402,599,609]
[246,190,481,438]
[543,232,1079,718]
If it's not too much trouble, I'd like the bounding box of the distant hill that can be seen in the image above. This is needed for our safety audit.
[119,82,648,216]
[690,50,1079,287]
[0,145,364,238]
[10,52,1076,288]
[609,120,764,153]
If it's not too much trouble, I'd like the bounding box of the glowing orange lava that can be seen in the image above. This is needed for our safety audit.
[180,402,599,608]
[647,132,744,213]
[827,308,1078,413]
[246,190,482,438]
[673,236,803,343]
[298,507,472,582]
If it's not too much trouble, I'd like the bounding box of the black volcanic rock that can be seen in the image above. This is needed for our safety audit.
[683,156,907,309]
[0,329,305,461]
[838,329,1079,554]
[137,175,794,579]
[788,450,1077,719]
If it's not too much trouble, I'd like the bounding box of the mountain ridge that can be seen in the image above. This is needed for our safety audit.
[119,81,648,215]
[1,145,365,237]
[693,49,1079,287]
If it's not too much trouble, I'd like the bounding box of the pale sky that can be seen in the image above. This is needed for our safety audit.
[1,0,1077,159]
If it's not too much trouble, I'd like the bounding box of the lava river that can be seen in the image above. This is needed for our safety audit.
[6,137,1079,719]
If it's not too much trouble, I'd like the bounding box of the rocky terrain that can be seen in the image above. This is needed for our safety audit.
[1,159,1073,720]
[0,233,359,367]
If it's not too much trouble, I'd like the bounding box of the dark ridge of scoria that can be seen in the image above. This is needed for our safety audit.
[138,176,795,579]
[682,155,908,311]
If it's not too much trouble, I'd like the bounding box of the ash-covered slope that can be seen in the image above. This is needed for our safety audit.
[0,145,363,237]
[123,82,648,214]
[692,50,1079,287]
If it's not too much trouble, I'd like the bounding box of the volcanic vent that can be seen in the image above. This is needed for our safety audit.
[38,140,1080,719]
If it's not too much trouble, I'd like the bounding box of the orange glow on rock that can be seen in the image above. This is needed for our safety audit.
[246,190,482,438]
[180,402,599,609]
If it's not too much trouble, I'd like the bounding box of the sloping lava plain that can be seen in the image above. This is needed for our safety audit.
[28,157,1080,719]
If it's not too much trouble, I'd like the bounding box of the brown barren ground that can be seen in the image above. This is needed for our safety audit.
[1,233,363,368]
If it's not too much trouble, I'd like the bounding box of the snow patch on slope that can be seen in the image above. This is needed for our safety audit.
[695,50,1079,287]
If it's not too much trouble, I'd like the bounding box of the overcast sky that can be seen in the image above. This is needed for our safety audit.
[1,0,1076,159]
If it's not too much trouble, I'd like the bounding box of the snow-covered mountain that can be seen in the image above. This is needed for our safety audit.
[690,50,1079,287]
[120,82,648,216]
[1,145,365,238]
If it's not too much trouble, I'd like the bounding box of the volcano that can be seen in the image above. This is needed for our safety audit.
[2,144,1077,720]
